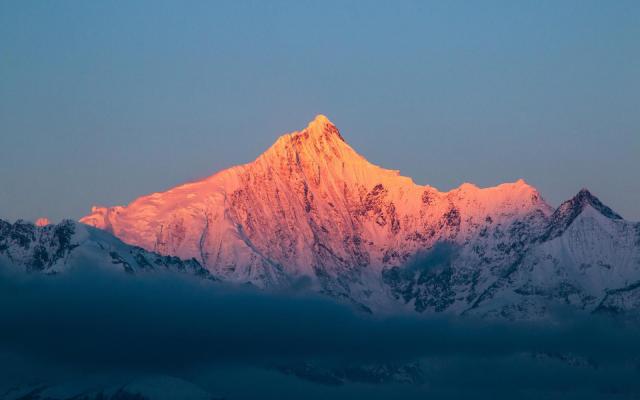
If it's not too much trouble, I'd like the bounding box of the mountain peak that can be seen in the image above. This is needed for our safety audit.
[35,217,50,227]
[576,187,594,199]
[302,114,344,142]
[542,188,623,241]
[569,188,622,220]
[258,114,349,165]
[309,114,332,127]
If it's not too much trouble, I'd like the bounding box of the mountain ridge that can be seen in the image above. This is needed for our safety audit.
[0,218,211,278]
[58,115,640,317]
[79,116,550,290]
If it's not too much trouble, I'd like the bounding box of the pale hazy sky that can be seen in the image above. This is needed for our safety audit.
[1,1,639,222]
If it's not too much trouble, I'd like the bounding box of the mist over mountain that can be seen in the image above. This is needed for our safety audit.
[2,116,640,398]
[2,258,640,399]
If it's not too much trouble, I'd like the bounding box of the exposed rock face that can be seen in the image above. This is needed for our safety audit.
[0,219,210,278]
[78,115,640,317]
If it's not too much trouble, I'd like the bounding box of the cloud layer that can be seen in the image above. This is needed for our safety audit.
[1,267,639,398]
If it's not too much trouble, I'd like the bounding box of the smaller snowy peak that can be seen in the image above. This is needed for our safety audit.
[456,182,480,191]
[496,179,548,206]
[80,205,121,233]
[451,179,540,197]
[448,179,550,215]
[561,189,622,220]
[542,188,623,241]
[494,178,538,193]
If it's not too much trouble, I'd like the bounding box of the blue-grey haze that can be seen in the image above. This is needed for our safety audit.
[1,267,640,398]
[1,0,638,222]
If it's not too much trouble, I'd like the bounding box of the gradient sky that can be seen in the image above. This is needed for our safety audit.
[1,0,639,222]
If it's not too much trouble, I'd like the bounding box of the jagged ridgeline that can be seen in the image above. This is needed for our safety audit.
[4,116,640,318]
[0,219,211,278]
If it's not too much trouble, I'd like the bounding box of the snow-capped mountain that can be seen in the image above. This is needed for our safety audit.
[77,116,547,310]
[33,115,640,316]
[0,218,211,278]
[386,189,640,318]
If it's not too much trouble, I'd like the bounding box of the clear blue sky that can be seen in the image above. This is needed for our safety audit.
[1,0,639,222]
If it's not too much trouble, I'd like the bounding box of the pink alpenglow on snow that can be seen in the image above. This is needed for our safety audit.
[80,115,551,289]
[35,218,51,227]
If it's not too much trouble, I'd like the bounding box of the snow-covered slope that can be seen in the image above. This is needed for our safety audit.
[80,115,561,311]
[67,114,640,317]
[475,190,640,318]
[0,219,211,278]
[384,188,640,319]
